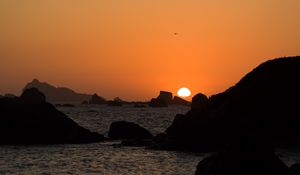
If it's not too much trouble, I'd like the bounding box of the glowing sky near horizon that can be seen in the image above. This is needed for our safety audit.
[0,0,300,100]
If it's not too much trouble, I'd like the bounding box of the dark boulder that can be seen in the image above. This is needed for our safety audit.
[108,121,153,140]
[89,93,106,104]
[191,93,208,111]
[149,98,168,107]
[0,89,104,144]
[195,141,291,175]
[157,91,173,104]
[173,96,190,106]
[290,163,300,175]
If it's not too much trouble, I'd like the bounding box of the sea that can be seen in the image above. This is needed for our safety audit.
[1,105,300,174]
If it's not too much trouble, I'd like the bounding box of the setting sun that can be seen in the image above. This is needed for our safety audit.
[177,87,191,98]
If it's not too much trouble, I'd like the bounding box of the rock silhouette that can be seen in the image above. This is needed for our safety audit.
[0,88,104,144]
[173,96,190,106]
[157,91,173,104]
[191,93,208,111]
[195,140,291,175]
[155,56,300,152]
[20,88,46,104]
[89,93,106,104]
[150,91,191,106]
[24,79,91,104]
[107,97,123,106]
[108,121,153,140]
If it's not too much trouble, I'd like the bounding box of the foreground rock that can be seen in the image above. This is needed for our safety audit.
[155,56,300,152]
[195,141,291,175]
[0,88,104,144]
[191,93,208,111]
[108,121,153,140]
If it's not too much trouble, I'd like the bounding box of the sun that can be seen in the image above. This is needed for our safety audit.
[177,87,191,98]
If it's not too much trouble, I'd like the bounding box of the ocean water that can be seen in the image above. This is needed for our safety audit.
[1,105,300,174]
[0,105,208,174]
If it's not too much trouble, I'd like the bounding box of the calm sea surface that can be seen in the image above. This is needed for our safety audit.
[1,105,299,174]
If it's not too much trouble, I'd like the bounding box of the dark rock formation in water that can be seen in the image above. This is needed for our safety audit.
[0,88,104,144]
[155,56,300,152]
[89,93,106,104]
[24,79,91,104]
[107,97,123,106]
[195,141,291,175]
[158,91,173,104]
[151,91,191,106]
[108,121,153,140]
[173,96,190,106]
[149,98,168,107]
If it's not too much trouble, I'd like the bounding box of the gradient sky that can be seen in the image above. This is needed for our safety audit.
[1,0,299,101]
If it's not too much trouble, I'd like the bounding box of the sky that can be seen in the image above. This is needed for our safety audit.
[0,0,300,101]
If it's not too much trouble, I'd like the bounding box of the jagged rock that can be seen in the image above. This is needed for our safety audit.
[191,93,208,110]
[157,91,173,104]
[89,93,106,104]
[108,121,153,140]
[0,89,104,144]
[149,98,168,107]
[173,96,190,106]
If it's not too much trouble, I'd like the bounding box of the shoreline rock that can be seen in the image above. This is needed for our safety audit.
[0,88,104,144]
[154,56,300,152]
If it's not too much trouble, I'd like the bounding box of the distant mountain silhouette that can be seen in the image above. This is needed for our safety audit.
[23,79,91,104]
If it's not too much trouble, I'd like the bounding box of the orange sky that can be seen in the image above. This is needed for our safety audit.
[0,0,300,101]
